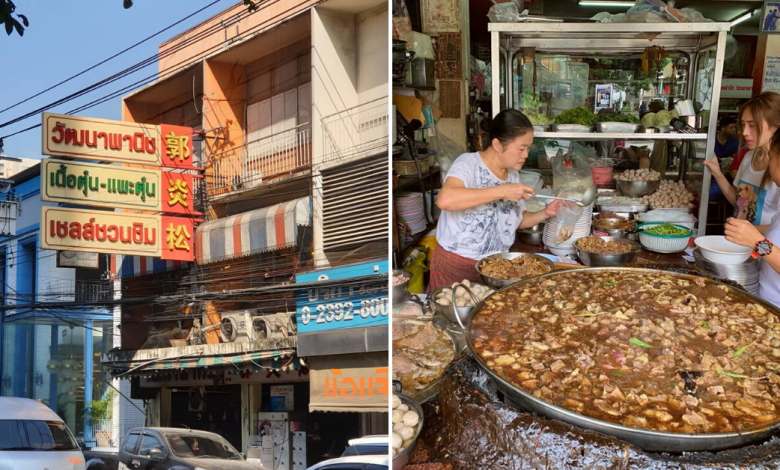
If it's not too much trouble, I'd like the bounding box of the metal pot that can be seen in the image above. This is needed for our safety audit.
[464,268,780,452]
[615,179,660,198]
[591,218,638,240]
[575,236,640,267]
[392,269,412,304]
[516,223,545,246]
[428,283,481,329]
[392,389,425,470]
[476,253,555,289]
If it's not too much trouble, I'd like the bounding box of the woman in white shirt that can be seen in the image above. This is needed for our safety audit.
[704,92,780,227]
[430,110,561,293]
[725,129,780,308]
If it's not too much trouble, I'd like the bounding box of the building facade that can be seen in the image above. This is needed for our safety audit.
[99,0,389,464]
[0,164,145,448]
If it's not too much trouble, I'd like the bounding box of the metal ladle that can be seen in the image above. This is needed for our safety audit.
[527,193,585,208]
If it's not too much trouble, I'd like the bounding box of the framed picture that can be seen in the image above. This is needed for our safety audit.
[761,2,780,33]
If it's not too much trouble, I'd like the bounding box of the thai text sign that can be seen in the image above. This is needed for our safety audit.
[42,113,197,170]
[721,78,753,99]
[308,353,388,412]
[41,159,198,215]
[296,260,389,334]
[41,207,195,261]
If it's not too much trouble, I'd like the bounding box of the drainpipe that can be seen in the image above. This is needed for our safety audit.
[83,320,93,446]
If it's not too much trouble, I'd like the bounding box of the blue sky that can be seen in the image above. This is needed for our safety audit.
[0,0,225,160]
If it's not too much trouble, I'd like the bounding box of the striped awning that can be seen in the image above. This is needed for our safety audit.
[196,196,311,265]
[113,255,187,279]
[106,349,299,377]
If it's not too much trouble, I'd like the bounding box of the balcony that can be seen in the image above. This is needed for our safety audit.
[210,125,311,197]
[321,97,388,168]
[42,280,112,304]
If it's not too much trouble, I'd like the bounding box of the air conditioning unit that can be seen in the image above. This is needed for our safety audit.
[219,310,254,343]
[250,312,297,340]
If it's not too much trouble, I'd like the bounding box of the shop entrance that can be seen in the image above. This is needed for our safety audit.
[306,412,361,466]
[170,385,242,451]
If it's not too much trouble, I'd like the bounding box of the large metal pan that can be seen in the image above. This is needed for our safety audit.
[465,267,780,453]
[476,252,555,289]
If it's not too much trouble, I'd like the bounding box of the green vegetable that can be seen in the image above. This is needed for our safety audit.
[701,321,710,329]
[734,343,753,358]
[603,281,617,287]
[613,370,623,377]
[641,113,656,128]
[645,223,691,237]
[555,107,598,126]
[597,113,640,124]
[630,337,652,348]
[526,111,553,126]
[656,110,674,126]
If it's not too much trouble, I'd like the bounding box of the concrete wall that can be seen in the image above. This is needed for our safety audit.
[357,4,388,104]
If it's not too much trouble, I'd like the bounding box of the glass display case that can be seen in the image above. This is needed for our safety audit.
[489,22,731,234]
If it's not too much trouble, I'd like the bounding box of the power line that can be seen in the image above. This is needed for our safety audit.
[0,0,224,116]
[0,0,307,140]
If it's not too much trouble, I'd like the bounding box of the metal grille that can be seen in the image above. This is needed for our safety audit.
[321,155,389,251]
[322,97,388,168]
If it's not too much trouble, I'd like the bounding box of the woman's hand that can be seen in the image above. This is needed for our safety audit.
[724,218,764,248]
[702,155,724,179]
[544,199,563,218]
[501,183,536,202]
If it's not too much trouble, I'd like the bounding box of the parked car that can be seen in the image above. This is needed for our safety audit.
[84,427,267,470]
[0,396,87,470]
[307,455,388,470]
[340,435,388,457]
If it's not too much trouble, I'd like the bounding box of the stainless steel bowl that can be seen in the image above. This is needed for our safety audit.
[476,252,555,289]
[429,283,486,327]
[392,269,412,304]
[595,122,639,133]
[516,223,545,246]
[591,218,637,239]
[615,179,660,198]
[392,392,425,470]
[575,236,641,267]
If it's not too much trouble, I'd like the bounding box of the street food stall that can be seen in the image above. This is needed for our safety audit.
[391,18,780,470]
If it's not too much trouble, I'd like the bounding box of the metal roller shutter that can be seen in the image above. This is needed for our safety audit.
[321,154,389,251]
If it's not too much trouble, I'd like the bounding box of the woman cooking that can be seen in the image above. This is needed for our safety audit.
[430,109,562,293]
[724,128,780,309]
[704,92,780,227]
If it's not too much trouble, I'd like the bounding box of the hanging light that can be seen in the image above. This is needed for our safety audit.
[730,9,756,27]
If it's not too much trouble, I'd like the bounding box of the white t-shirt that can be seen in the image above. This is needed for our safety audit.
[733,150,780,226]
[759,213,780,309]
[437,152,526,260]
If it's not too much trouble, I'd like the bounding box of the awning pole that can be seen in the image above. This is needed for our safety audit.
[102,379,146,415]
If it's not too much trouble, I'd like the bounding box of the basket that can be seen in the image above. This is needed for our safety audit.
[393,158,429,176]
[637,223,692,254]
[591,166,613,185]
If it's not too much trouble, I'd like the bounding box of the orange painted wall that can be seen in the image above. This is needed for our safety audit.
[158,0,320,77]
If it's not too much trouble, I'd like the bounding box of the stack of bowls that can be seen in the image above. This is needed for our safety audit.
[693,249,759,294]
[543,204,594,257]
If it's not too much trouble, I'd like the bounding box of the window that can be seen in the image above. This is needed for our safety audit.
[17,238,36,307]
[139,435,162,457]
[0,420,77,451]
[341,444,388,456]
[124,433,141,454]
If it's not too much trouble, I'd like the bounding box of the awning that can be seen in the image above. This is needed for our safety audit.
[113,255,188,279]
[103,341,299,378]
[308,352,388,413]
[196,196,311,265]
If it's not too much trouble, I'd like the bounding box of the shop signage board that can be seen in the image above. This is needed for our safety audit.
[57,251,99,269]
[721,78,753,99]
[41,113,197,170]
[308,353,389,412]
[41,158,200,215]
[295,260,389,334]
[270,385,295,411]
[764,56,780,94]
[41,207,196,261]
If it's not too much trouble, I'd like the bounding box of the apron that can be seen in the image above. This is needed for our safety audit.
[427,246,483,294]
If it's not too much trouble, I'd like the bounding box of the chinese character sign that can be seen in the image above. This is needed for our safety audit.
[161,172,199,215]
[161,217,195,261]
[160,124,197,170]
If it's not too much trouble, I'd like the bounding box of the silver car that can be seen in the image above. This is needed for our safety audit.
[0,397,86,470]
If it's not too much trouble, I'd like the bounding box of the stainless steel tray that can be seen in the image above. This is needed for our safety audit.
[597,203,649,213]
[551,124,592,133]
[465,268,780,453]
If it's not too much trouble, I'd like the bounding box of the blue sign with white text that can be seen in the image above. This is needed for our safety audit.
[296,260,389,333]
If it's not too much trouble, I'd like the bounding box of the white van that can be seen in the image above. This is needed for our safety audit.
[0,397,86,470]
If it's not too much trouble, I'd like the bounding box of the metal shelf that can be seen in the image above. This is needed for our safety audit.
[534,132,708,141]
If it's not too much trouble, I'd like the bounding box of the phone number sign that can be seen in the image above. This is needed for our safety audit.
[296,260,389,333]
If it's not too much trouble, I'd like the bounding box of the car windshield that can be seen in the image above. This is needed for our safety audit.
[342,444,388,456]
[0,420,78,451]
[164,432,241,460]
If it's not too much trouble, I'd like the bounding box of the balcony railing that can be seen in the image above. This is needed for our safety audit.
[42,280,111,303]
[211,126,311,196]
[322,97,388,167]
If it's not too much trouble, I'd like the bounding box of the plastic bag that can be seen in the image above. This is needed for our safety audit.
[555,201,584,244]
[430,132,466,185]
[488,2,521,23]
[400,31,434,59]
[551,147,597,205]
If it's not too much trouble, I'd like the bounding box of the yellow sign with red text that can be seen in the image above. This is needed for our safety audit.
[41,113,197,170]
[41,207,195,261]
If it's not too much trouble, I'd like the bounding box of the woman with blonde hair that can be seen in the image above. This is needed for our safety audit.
[704,92,780,228]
